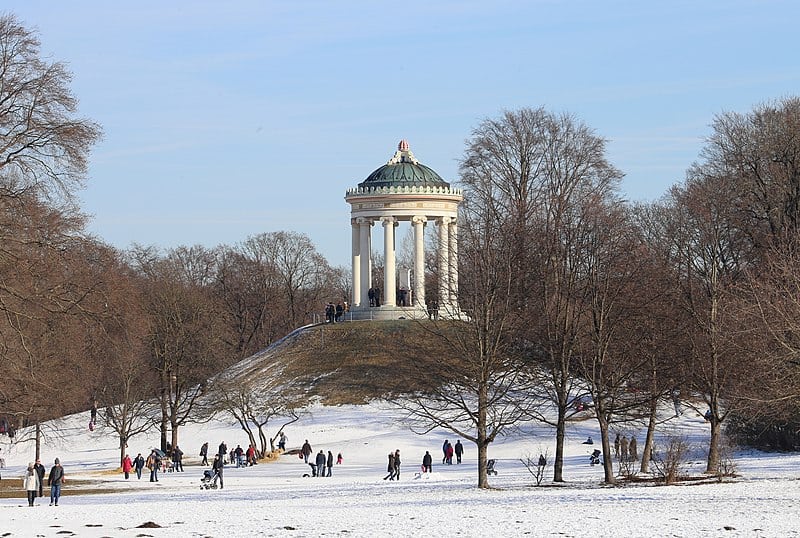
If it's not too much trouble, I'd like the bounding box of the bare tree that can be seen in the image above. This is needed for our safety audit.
[395,170,539,489]
[242,232,337,328]
[0,14,101,206]
[130,245,228,453]
[459,108,623,482]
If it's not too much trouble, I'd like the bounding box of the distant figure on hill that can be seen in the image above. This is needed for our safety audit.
[337,452,343,464]
[454,440,464,464]
[326,450,334,477]
[278,432,287,451]
[629,436,638,461]
[619,436,629,461]
[200,442,209,466]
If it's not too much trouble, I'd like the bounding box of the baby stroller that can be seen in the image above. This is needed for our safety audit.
[486,459,498,476]
[589,449,602,465]
[200,469,219,489]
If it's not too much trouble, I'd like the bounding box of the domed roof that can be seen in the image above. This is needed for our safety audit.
[358,140,450,189]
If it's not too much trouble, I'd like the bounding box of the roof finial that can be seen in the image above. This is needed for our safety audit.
[388,139,419,165]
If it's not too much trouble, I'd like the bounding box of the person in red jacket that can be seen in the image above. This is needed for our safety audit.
[122,454,133,479]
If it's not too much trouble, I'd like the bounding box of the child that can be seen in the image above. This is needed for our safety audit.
[336,452,343,464]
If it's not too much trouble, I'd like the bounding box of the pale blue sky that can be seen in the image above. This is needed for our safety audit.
[7,1,799,267]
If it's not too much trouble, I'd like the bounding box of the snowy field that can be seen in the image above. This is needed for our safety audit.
[1,402,799,537]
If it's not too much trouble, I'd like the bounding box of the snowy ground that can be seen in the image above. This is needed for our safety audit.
[1,402,799,537]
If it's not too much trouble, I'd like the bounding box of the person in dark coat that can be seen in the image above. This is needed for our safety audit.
[393,449,401,480]
[442,440,450,464]
[454,440,464,464]
[200,442,209,466]
[218,441,227,461]
[211,454,224,489]
[315,450,326,478]
[326,450,334,477]
[384,452,396,480]
[301,440,313,463]
[422,451,432,473]
[172,445,184,472]
[132,453,145,479]
[33,459,46,497]
[47,458,65,506]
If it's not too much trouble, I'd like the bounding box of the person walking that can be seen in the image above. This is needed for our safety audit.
[422,451,432,473]
[315,450,326,478]
[200,442,209,466]
[301,440,313,464]
[326,450,334,477]
[278,432,287,451]
[47,458,65,506]
[33,459,46,497]
[454,440,464,464]
[218,441,228,462]
[132,453,145,479]
[211,454,224,489]
[620,436,629,462]
[393,449,401,481]
[629,436,638,461]
[442,440,450,464]
[122,454,133,479]
[384,452,396,480]
[172,445,184,472]
[24,462,40,506]
[146,450,160,482]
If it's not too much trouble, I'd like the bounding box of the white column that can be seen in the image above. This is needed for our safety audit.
[412,215,427,308]
[351,219,361,307]
[358,218,371,308]
[448,218,458,308]
[382,217,397,307]
[438,216,450,307]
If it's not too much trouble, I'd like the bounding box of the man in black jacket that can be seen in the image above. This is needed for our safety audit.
[33,459,46,497]
[211,454,224,489]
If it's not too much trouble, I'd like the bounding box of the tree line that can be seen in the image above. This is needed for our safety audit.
[0,13,346,464]
[2,14,799,487]
[397,104,800,487]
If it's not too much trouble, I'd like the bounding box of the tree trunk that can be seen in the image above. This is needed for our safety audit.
[640,395,659,474]
[706,414,721,473]
[553,407,567,482]
[596,410,615,484]
[119,434,128,468]
[477,380,490,489]
[35,423,41,461]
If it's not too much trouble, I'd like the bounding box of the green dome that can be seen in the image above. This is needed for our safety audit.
[358,140,450,189]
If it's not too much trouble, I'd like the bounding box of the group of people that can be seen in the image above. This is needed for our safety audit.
[301,439,342,477]
[614,433,638,461]
[384,449,401,480]
[441,439,463,464]
[22,457,65,507]
[324,302,347,323]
